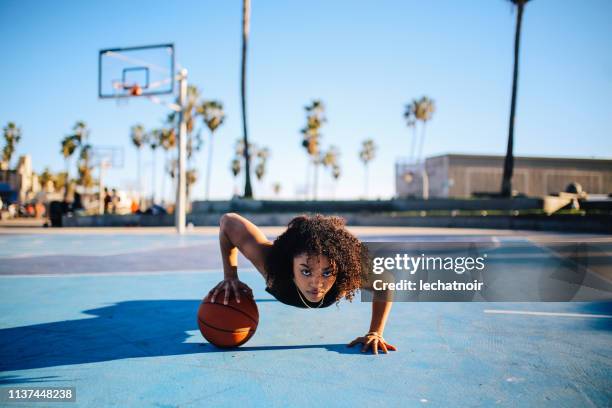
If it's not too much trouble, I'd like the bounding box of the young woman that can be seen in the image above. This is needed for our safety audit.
[208,212,397,355]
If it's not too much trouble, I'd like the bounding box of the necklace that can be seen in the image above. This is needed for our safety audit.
[295,285,324,308]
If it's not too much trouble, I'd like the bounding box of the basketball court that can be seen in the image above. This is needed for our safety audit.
[1,227,610,407]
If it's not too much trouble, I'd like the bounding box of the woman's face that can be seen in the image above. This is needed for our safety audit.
[292,253,336,302]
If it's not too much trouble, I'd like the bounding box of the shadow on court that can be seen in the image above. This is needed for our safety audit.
[0,299,364,372]
[0,375,62,385]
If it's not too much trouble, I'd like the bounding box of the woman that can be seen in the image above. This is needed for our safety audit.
[209,212,397,355]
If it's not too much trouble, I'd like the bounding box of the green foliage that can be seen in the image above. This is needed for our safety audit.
[160,128,177,151]
[301,100,326,157]
[404,96,436,163]
[322,145,341,180]
[187,168,198,186]
[254,147,270,181]
[230,139,270,182]
[39,167,54,189]
[77,143,94,188]
[359,139,376,165]
[54,171,69,191]
[60,121,93,189]
[2,122,22,167]
[130,124,146,148]
[198,100,226,133]
[404,96,435,126]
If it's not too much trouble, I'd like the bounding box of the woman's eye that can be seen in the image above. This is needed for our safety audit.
[322,270,333,277]
[301,270,311,276]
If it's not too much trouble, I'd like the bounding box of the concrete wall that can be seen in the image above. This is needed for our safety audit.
[396,154,612,198]
[191,197,543,214]
[62,212,612,233]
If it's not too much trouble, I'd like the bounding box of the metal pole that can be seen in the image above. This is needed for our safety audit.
[422,164,429,200]
[175,69,188,234]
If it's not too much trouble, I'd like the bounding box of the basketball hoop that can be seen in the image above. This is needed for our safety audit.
[98,44,175,99]
[98,43,187,234]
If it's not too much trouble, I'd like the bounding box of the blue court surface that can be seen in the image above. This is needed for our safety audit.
[0,230,611,407]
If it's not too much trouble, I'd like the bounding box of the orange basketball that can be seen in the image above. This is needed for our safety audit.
[130,85,142,96]
[197,289,259,348]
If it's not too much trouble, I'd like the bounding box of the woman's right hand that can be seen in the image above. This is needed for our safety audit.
[209,278,254,305]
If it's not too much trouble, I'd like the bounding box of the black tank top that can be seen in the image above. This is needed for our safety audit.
[265,278,339,308]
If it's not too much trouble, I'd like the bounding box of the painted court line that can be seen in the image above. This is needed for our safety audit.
[484,309,612,319]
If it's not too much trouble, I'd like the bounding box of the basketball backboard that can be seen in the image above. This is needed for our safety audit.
[98,44,175,99]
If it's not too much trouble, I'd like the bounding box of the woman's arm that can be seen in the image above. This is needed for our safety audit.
[210,213,272,304]
[347,300,397,355]
[369,300,393,335]
[347,272,397,354]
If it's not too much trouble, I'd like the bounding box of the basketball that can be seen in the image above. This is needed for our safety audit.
[130,85,142,96]
[197,289,259,348]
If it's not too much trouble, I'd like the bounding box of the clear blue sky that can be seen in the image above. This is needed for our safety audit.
[1,0,611,200]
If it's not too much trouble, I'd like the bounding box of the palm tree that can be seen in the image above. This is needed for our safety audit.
[254,146,270,185]
[415,97,435,199]
[53,171,68,193]
[186,129,203,167]
[71,121,89,145]
[147,129,161,204]
[160,127,177,204]
[230,139,252,196]
[166,157,178,199]
[241,0,254,198]
[301,100,326,200]
[198,100,226,200]
[230,156,242,196]
[359,139,376,198]
[272,182,282,196]
[229,139,268,198]
[60,121,90,194]
[501,0,531,197]
[130,124,146,203]
[39,168,54,192]
[186,168,198,207]
[403,98,434,199]
[182,85,201,135]
[170,86,208,202]
[322,146,341,198]
[403,101,418,162]
[2,122,22,170]
[414,96,435,162]
[77,143,94,191]
[60,136,77,179]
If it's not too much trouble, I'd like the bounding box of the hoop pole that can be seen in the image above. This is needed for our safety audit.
[146,95,181,112]
[175,69,188,234]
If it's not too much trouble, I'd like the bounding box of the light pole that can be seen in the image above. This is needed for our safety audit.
[175,69,188,234]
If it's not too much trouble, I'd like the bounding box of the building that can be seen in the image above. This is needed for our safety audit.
[396,154,612,198]
[0,155,40,204]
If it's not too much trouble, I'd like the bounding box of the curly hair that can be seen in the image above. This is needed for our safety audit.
[265,214,368,303]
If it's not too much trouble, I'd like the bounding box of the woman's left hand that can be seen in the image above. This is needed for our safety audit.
[347,332,397,355]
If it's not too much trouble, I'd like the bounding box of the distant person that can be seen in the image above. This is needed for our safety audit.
[130,199,139,214]
[111,189,120,214]
[209,213,397,355]
[72,192,83,211]
[103,188,112,214]
[35,201,45,218]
